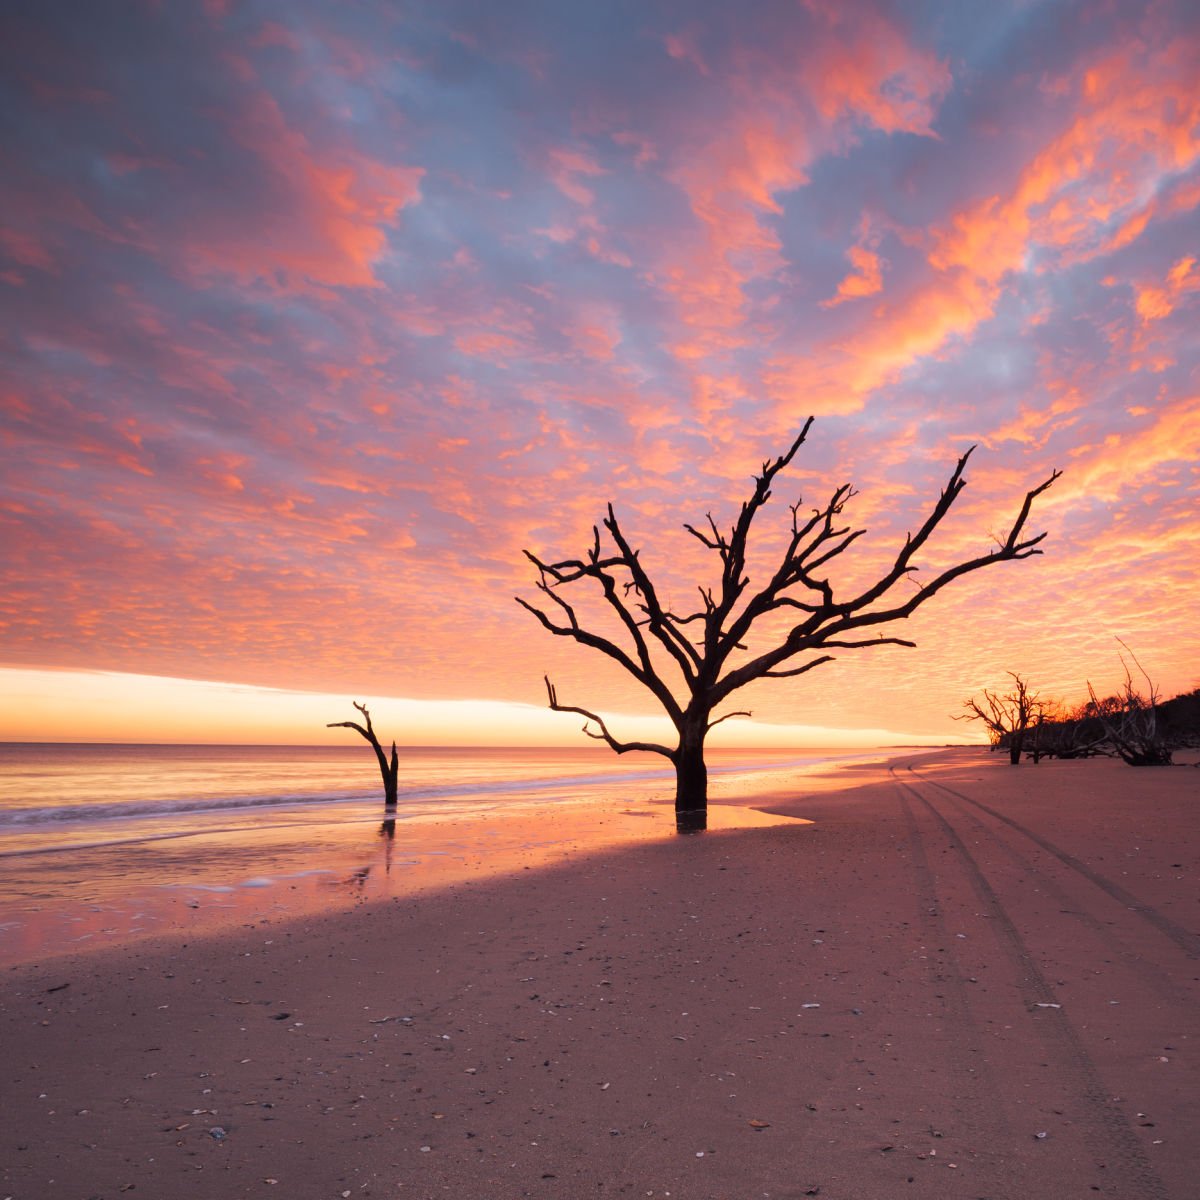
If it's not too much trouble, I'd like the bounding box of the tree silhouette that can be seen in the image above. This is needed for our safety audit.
[518,418,1060,830]
[956,672,1045,764]
[327,701,399,809]
[1087,642,1174,766]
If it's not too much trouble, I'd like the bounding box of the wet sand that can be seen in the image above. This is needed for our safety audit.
[1,750,1197,1198]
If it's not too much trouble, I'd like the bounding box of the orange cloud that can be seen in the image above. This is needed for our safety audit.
[765,269,994,416]
[931,36,1200,283]
[822,244,884,307]
[1134,256,1199,322]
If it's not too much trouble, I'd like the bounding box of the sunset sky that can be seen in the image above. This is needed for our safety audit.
[1,0,1197,746]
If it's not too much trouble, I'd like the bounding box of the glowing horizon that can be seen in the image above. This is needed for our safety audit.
[0,667,957,749]
[1,2,1197,746]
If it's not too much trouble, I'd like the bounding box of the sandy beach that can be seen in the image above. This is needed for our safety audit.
[2,749,1197,1199]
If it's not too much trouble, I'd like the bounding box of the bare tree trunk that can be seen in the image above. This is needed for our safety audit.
[674,724,708,832]
[327,703,400,811]
[1008,724,1027,764]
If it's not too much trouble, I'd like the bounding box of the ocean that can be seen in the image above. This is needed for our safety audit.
[0,742,882,964]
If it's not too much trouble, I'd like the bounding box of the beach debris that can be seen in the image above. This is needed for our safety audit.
[209,1126,227,1140]
[801,1003,820,1009]
[419,1146,431,1153]
[748,1119,770,1129]
[1034,1002,1061,1009]
[695,1151,705,1157]
[45,982,70,993]
[1035,1131,1048,1139]
[600,1082,610,1090]
[271,1012,290,1020]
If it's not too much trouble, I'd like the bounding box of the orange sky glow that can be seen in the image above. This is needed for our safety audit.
[0,2,1197,747]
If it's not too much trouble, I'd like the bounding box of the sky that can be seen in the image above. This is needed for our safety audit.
[1,0,1197,746]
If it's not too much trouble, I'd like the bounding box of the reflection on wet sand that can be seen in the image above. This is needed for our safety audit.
[0,796,811,967]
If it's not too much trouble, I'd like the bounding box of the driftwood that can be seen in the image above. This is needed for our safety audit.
[1087,643,1174,766]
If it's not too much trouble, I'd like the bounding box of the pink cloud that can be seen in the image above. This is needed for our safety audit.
[545,146,607,207]
[651,7,950,380]
[663,29,710,76]
[178,84,423,290]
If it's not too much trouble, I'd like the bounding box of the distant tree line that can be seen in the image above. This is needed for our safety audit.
[959,648,1198,767]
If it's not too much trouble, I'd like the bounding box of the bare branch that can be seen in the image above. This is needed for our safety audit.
[514,593,682,722]
[711,463,1061,705]
[544,677,674,759]
[761,654,836,679]
[706,709,752,731]
[1085,644,1172,765]
[603,505,703,680]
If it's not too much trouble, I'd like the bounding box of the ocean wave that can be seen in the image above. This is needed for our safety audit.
[0,788,378,827]
[0,752,843,829]
[0,766,658,827]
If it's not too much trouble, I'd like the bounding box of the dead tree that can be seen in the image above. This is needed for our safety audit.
[1034,699,1109,759]
[327,701,400,809]
[1087,642,1173,766]
[955,673,1043,764]
[517,417,1060,830]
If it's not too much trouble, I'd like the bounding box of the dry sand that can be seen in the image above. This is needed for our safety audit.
[1,750,1197,1199]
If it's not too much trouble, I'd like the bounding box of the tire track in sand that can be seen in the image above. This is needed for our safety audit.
[906,764,1200,960]
[902,764,1197,1012]
[891,766,1171,1200]
[890,779,1026,1199]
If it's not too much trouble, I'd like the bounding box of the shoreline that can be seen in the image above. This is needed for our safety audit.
[2,749,1197,1198]
[0,747,890,970]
